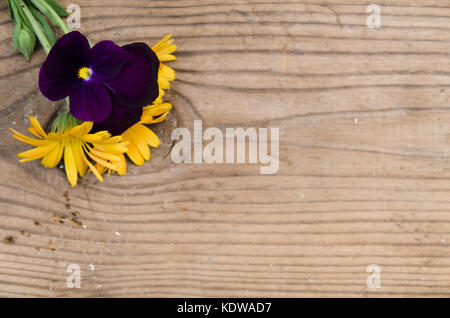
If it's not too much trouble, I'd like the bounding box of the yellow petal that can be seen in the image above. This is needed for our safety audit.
[129,125,150,161]
[71,142,87,177]
[160,63,175,81]
[89,147,122,162]
[94,163,108,175]
[140,112,169,125]
[29,116,47,138]
[18,142,57,161]
[83,145,120,171]
[64,143,78,187]
[83,133,108,143]
[41,143,63,168]
[80,149,103,183]
[152,34,177,62]
[98,135,123,144]
[142,102,172,117]
[10,128,47,146]
[93,142,129,154]
[158,63,175,90]
[114,154,127,176]
[139,125,160,148]
[123,133,144,166]
[70,121,93,137]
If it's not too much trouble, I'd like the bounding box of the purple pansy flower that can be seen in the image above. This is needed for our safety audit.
[39,31,159,122]
[92,102,142,136]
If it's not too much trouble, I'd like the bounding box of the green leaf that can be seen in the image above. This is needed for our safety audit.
[8,0,22,25]
[7,0,16,22]
[10,0,21,50]
[29,5,56,45]
[12,19,21,50]
[28,0,59,26]
[13,0,33,30]
[44,0,68,17]
[27,0,70,33]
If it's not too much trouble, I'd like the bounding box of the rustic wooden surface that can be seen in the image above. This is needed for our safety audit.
[0,0,449,297]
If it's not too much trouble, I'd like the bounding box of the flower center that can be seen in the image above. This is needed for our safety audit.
[77,67,92,80]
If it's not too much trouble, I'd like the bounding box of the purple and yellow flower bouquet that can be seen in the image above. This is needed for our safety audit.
[7,0,176,186]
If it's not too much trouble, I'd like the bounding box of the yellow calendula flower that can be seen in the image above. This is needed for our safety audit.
[123,102,172,165]
[96,102,172,174]
[152,34,177,96]
[10,117,128,187]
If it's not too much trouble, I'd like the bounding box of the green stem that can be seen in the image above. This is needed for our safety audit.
[65,96,70,111]
[32,0,71,34]
[17,0,51,54]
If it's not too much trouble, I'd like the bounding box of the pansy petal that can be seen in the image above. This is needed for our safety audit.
[39,31,90,101]
[39,69,81,102]
[92,101,142,136]
[104,43,159,109]
[69,81,112,122]
[90,41,133,80]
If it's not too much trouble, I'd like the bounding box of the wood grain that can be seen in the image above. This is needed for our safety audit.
[0,0,449,297]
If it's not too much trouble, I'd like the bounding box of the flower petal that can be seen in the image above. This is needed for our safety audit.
[114,154,127,175]
[69,80,112,122]
[140,125,160,148]
[89,147,122,162]
[80,148,103,183]
[10,128,46,146]
[129,125,150,161]
[39,31,89,101]
[71,143,88,177]
[41,143,63,168]
[64,143,78,187]
[92,101,142,136]
[89,41,132,80]
[18,143,56,161]
[104,42,159,109]
[122,132,145,166]
[29,117,48,138]
[158,63,175,89]
[152,34,177,62]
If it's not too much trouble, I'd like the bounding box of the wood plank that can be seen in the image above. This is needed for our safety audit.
[0,0,449,297]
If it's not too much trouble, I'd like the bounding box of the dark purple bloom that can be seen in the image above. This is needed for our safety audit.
[92,101,142,136]
[39,31,159,122]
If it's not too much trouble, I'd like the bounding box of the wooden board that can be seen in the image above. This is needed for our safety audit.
[0,0,449,297]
